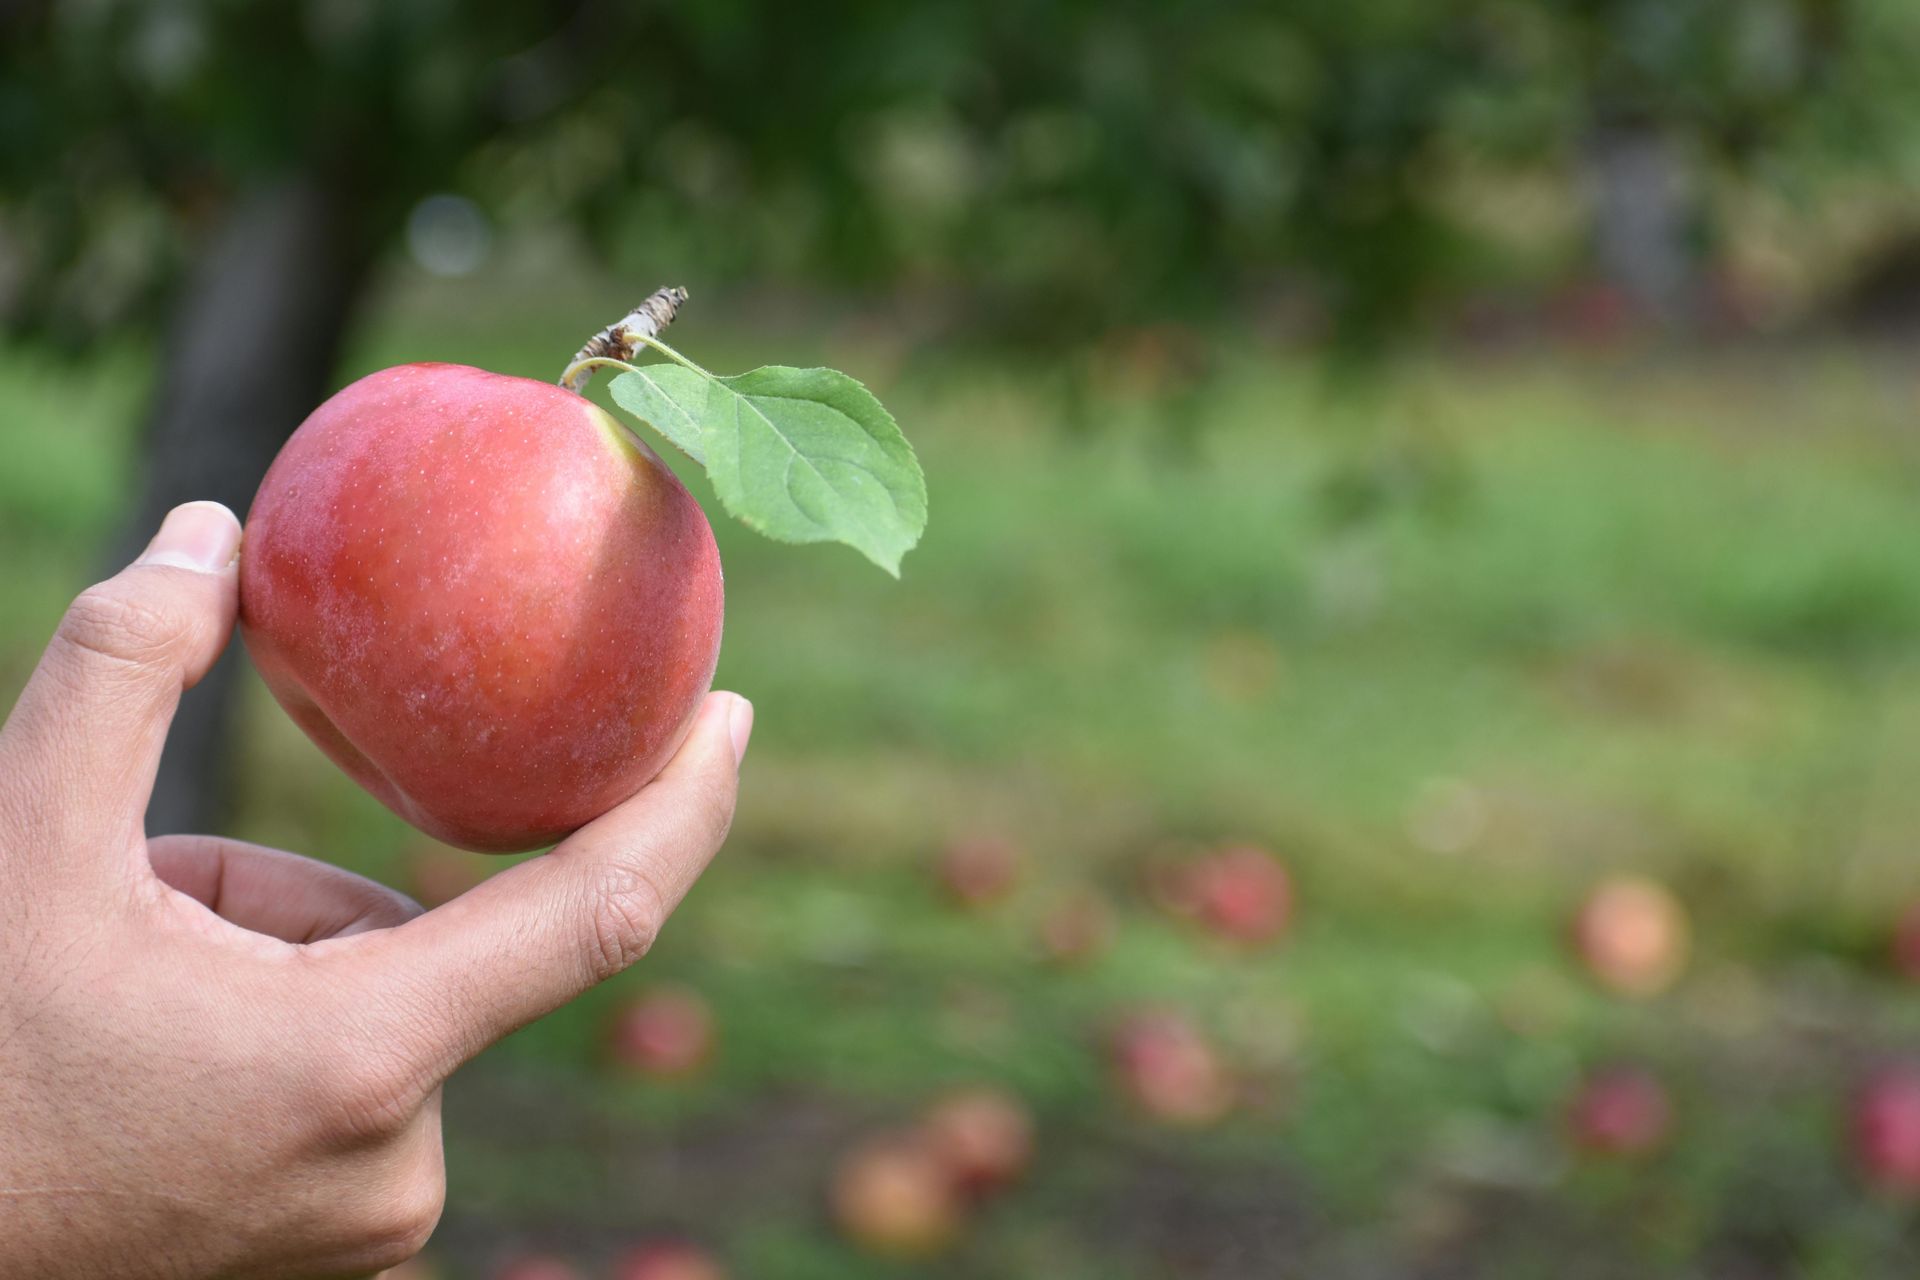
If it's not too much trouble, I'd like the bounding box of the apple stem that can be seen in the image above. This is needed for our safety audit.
[560,286,689,394]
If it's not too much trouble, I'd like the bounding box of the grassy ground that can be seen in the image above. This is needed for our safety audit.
[8,294,1920,1276]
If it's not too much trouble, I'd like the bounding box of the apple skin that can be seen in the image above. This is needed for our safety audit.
[607,985,716,1080]
[1852,1066,1920,1194]
[1564,1066,1672,1158]
[830,1133,964,1258]
[1109,1010,1235,1126]
[919,1086,1034,1198]
[241,363,723,852]
[1569,876,1689,998]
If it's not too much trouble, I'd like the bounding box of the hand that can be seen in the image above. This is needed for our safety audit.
[0,502,751,1279]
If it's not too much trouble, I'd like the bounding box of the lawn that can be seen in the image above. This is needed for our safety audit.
[7,291,1920,1277]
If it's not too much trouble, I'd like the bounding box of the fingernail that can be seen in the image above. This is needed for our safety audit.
[727,694,754,765]
[137,502,242,573]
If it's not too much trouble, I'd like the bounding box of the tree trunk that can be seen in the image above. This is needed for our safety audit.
[1582,120,1700,328]
[121,175,378,837]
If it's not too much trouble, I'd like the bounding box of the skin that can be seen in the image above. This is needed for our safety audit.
[241,363,725,852]
[0,502,751,1279]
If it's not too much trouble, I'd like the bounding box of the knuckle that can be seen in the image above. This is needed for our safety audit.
[57,583,187,672]
[585,860,670,983]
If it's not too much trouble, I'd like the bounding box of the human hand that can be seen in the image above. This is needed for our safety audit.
[0,502,751,1279]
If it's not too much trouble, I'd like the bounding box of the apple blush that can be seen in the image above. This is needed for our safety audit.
[240,362,723,852]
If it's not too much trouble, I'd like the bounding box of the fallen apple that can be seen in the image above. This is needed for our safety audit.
[1189,843,1293,946]
[1852,1065,1920,1195]
[242,361,723,852]
[1570,875,1689,998]
[1037,891,1116,966]
[1564,1066,1672,1158]
[919,1086,1034,1198]
[830,1132,963,1258]
[610,1241,728,1280]
[1109,1009,1236,1126]
[608,985,716,1080]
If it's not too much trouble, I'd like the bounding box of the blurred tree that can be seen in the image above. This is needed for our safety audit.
[1,0,1915,826]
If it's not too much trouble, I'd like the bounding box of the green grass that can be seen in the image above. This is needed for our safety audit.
[9,300,1920,1275]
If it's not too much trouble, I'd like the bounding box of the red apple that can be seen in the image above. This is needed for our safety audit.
[241,363,724,853]
[1110,1010,1235,1126]
[1570,876,1689,998]
[830,1133,963,1258]
[1891,904,1920,981]
[608,986,715,1079]
[1564,1066,1672,1157]
[937,835,1020,909]
[1852,1066,1920,1194]
[610,1241,727,1280]
[492,1258,581,1280]
[1189,844,1293,946]
[919,1086,1034,1197]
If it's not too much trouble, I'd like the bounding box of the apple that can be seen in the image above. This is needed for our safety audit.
[1852,1066,1920,1194]
[241,362,724,853]
[1109,1010,1235,1126]
[492,1258,581,1280]
[919,1086,1034,1198]
[1189,844,1292,946]
[608,985,715,1079]
[1570,876,1689,998]
[937,835,1020,909]
[1037,891,1115,966]
[829,1133,963,1258]
[1564,1066,1672,1157]
[1891,904,1920,982]
[611,1241,728,1280]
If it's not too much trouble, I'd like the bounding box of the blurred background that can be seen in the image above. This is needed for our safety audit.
[8,1,1920,1276]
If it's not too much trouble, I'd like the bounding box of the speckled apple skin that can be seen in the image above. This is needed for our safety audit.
[239,362,723,853]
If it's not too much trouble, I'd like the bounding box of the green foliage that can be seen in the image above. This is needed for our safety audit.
[5,0,1919,352]
[611,358,927,575]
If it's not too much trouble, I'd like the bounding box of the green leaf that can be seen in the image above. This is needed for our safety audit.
[610,364,927,575]
[609,364,709,465]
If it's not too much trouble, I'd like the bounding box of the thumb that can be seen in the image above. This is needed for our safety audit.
[1,501,242,853]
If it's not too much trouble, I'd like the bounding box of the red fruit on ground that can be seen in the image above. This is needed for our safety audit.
[1853,1067,1920,1194]
[938,835,1020,908]
[1110,1010,1236,1126]
[610,1241,728,1280]
[493,1257,582,1280]
[1570,876,1690,998]
[1565,1067,1673,1157]
[830,1133,964,1258]
[1190,844,1293,946]
[241,363,724,853]
[608,986,716,1079]
[1891,903,1920,981]
[919,1086,1035,1197]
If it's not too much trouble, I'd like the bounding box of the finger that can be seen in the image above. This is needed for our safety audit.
[362,691,751,1081]
[149,834,424,942]
[0,502,241,863]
